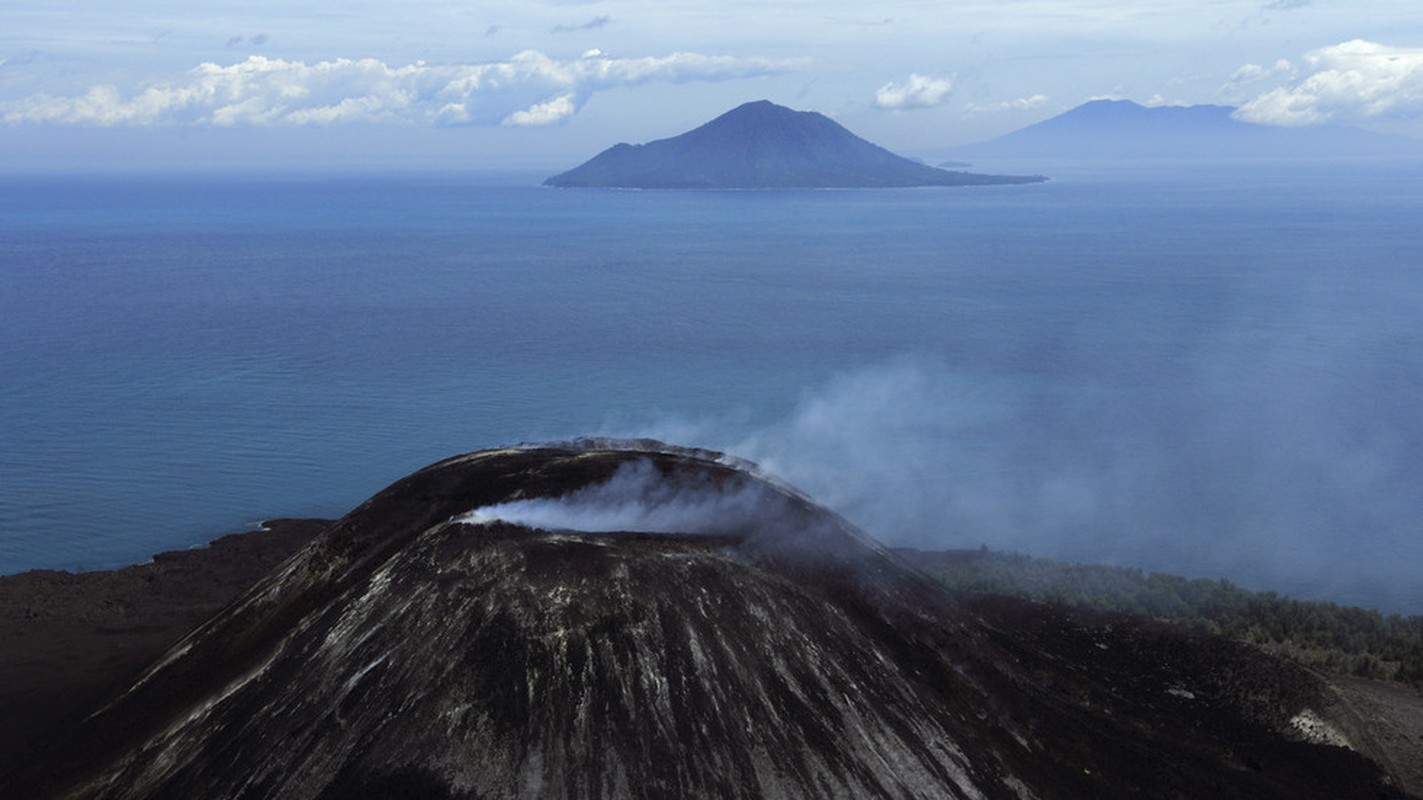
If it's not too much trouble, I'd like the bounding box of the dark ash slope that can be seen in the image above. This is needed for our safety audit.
[6,443,1407,799]
[0,519,328,781]
[545,101,1045,188]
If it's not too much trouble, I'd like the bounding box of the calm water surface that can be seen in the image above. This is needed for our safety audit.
[2,163,1420,611]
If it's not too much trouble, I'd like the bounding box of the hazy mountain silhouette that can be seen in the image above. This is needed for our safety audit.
[947,99,1420,160]
[546,100,1045,188]
[8,441,1407,799]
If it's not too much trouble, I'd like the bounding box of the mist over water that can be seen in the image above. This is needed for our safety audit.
[1,163,1420,612]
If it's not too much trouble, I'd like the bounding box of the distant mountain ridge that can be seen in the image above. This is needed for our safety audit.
[546,100,1045,188]
[947,99,1420,160]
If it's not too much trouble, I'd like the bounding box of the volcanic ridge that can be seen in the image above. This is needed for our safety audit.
[3,440,1413,799]
[544,101,1046,188]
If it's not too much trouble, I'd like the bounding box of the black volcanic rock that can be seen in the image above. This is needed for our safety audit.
[7,442,1408,799]
[0,519,328,781]
[947,98,1421,160]
[545,100,1045,188]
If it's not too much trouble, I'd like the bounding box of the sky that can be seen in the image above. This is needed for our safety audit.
[3,1,1423,171]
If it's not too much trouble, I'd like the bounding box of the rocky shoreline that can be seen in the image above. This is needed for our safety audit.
[0,519,329,778]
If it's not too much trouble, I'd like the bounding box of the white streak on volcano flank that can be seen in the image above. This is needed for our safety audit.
[454,459,778,535]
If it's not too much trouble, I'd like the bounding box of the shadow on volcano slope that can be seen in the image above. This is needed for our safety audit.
[6,441,1410,799]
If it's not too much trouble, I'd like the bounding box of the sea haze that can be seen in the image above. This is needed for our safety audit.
[1,162,1420,612]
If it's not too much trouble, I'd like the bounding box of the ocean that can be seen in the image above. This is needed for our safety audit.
[2,161,1421,612]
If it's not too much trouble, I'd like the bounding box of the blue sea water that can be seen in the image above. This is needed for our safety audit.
[2,162,1421,612]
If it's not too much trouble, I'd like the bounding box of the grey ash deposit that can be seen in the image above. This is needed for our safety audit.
[4,442,1411,799]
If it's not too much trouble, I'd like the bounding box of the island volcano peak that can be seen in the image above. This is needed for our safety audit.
[4,441,1407,799]
[545,100,1045,188]
[944,98,1421,160]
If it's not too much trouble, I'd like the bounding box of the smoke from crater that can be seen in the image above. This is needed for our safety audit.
[612,354,1422,614]
[454,458,783,535]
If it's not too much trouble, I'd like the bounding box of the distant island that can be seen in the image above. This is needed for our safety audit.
[942,98,1420,161]
[545,100,1046,189]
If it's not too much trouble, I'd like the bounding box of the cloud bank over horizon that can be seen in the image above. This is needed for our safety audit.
[3,1,1422,165]
[9,37,1423,137]
[1234,40,1423,126]
[0,50,801,128]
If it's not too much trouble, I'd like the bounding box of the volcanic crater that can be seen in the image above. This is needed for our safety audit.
[2,441,1414,799]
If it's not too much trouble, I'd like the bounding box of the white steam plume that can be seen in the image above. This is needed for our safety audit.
[454,459,775,535]
[606,353,1423,613]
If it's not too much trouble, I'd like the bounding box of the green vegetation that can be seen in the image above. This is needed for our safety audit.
[928,548,1423,691]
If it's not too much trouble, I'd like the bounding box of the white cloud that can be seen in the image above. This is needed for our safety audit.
[874,73,954,110]
[1230,60,1293,85]
[1234,40,1423,126]
[1005,93,1048,110]
[966,93,1048,113]
[1143,94,1189,107]
[551,15,612,33]
[1,50,801,128]
[503,93,576,126]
